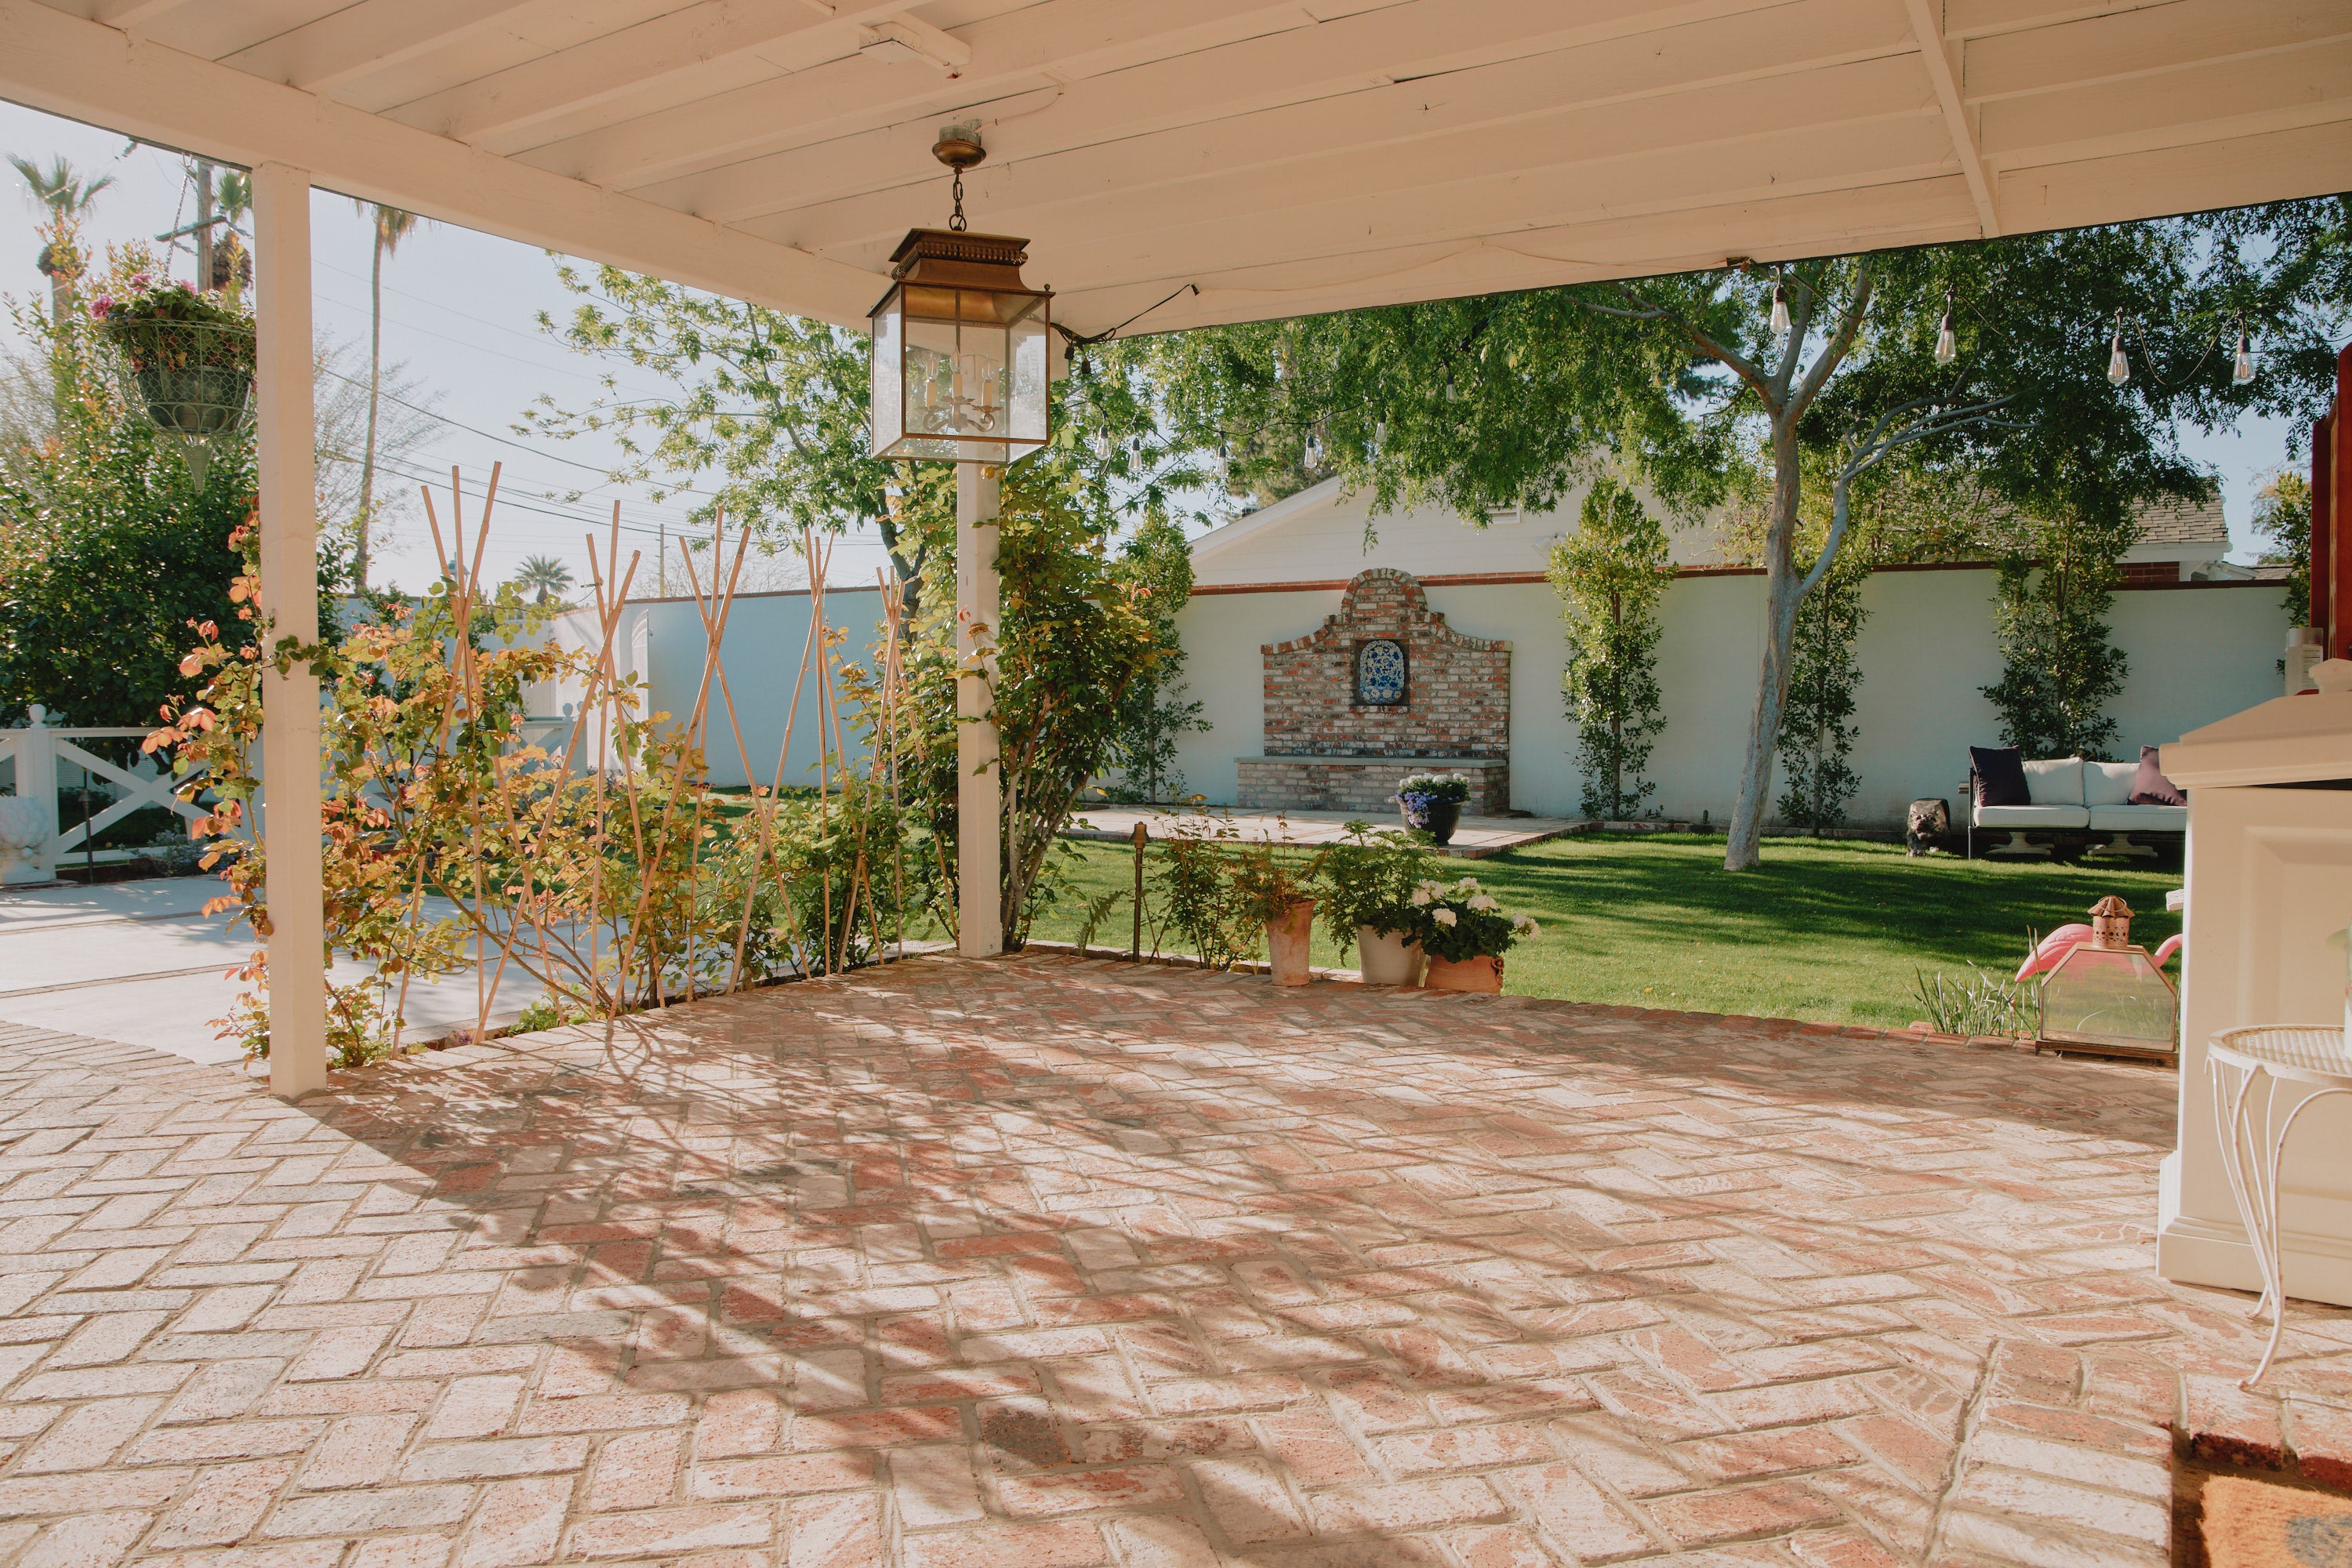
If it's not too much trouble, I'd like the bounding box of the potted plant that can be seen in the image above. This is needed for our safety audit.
[1319,822,1436,985]
[1394,771,1471,845]
[1230,840,1323,986]
[1415,874,1540,993]
[91,275,254,485]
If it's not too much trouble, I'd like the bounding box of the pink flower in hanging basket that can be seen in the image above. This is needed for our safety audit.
[129,272,154,291]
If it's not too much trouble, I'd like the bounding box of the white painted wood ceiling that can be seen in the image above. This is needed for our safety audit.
[9,0,2350,335]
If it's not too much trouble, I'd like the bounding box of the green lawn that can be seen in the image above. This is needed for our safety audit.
[1026,832,2184,1029]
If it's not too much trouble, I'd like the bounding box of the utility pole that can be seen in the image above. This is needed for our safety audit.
[193,159,214,290]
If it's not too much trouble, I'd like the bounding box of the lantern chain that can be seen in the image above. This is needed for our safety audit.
[949,169,967,232]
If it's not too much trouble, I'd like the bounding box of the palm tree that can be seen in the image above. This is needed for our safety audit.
[208,169,252,299]
[514,555,575,604]
[354,201,426,593]
[9,153,114,325]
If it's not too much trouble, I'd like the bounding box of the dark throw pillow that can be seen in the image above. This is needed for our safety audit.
[1971,746,2029,807]
[2131,745,2186,806]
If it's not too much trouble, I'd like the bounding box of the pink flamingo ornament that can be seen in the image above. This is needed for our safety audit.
[2015,924,2094,982]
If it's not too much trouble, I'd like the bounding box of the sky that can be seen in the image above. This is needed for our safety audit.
[0,97,2318,591]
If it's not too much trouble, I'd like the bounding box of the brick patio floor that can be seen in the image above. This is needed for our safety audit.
[2,953,2349,1568]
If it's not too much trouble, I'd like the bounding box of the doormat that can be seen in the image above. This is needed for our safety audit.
[2180,1459,2352,1567]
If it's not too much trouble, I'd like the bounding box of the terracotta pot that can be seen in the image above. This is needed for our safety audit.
[1356,925,1427,987]
[1423,953,1503,993]
[1267,898,1317,986]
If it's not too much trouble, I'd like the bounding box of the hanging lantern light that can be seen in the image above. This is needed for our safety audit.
[1933,285,1957,366]
[2106,310,2130,387]
[1303,430,1323,467]
[2233,320,2256,386]
[869,123,1051,466]
[1768,281,1791,339]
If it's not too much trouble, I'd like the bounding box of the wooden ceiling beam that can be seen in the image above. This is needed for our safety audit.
[541,0,1768,194]
[387,0,906,147]
[640,0,1910,229]
[1979,38,2352,166]
[220,0,545,94]
[1964,0,2339,100]
[1990,116,2352,230]
[761,57,1943,263]
[1904,0,1999,235]
[864,113,1960,297]
[83,0,190,27]
[1057,176,1982,336]
[0,0,878,325]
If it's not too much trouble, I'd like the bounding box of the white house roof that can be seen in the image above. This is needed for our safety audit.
[1189,476,1737,587]
[4,0,2347,336]
[1194,474,2241,586]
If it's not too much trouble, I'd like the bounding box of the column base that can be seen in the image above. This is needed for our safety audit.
[2157,1149,2352,1307]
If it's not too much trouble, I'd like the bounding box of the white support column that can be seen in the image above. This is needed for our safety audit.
[956,462,1002,956]
[252,162,328,1098]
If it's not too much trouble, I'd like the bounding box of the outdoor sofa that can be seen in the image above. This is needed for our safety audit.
[1963,750,2186,861]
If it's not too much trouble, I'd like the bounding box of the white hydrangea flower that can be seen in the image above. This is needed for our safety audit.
[1454,877,1479,893]
[1410,887,1433,906]
[1467,894,1498,912]
[1513,915,1539,935]
[1432,908,1458,927]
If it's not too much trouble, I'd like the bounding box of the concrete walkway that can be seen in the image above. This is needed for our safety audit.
[0,880,548,1067]
[0,951,2342,1566]
[1065,806,1576,858]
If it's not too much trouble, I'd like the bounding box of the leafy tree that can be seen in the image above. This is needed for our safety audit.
[353,202,425,591]
[2252,470,2313,621]
[1548,477,1671,820]
[1776,550,1867,832]
[9,153,112,328]
[1119,201,2345,868]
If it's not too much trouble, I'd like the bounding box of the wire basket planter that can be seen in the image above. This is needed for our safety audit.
[91,279,254,490]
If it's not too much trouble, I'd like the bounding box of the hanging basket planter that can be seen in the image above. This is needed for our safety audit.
[92,278,254,489]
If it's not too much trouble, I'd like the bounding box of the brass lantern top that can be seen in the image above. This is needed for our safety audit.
[874,227,1050,325]
[2089,895,2133,949]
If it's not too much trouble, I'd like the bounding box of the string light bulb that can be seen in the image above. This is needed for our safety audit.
[1374,419,1388,447]
[1769,281,1790,339]
[1304,431,1323,467]
[2232,321,2255,386]
[2106,311,2129,387]
[1934,287,1956,366]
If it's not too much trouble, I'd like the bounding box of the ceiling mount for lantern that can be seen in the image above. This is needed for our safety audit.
[867,122,1051,465]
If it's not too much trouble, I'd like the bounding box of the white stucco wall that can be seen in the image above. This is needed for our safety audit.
[549,587,887,791]
[1170,572,2290,825]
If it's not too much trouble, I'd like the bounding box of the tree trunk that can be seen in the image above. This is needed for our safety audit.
[355,233,383,593]
[1724,414,1806,871]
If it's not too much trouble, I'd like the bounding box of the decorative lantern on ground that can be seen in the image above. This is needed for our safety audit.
[2037,895,2180,1059]
[93,276,255,488]
[868,123,1051,466]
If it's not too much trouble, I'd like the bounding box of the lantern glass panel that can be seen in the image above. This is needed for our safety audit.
[870,281,1047,464]
[2038,945,2177,1054]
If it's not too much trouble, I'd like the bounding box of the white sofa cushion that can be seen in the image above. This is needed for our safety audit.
[2023,758,2085,805]
[1975,804,2090,829]
[2084,760,2138,807]
[2089,804,2187,832]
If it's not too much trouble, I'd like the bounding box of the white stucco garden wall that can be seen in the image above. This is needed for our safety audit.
[548,586,887,792]
[1168,572,2289,825]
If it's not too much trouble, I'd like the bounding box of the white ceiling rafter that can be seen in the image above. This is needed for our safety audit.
[1,0,2343,339]
[681,0,1917,239]
[387,0,913,147]
[220,0,544,94]
[1903,0,1999,236]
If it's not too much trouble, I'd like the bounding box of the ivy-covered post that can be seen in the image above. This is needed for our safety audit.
[956,462,1003,956]
[252,162,328,1098]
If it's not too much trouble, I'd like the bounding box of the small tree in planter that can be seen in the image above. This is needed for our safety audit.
[1414,874,1540,993]
[90,276,253,489]
[1229,839,1324,986]
[1319,822,1438,985]
[1393,771,1471,844]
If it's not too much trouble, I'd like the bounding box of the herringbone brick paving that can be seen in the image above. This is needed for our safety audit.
[0,952,2346,1566]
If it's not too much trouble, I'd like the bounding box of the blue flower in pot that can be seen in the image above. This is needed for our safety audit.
[1392,771,1471,845]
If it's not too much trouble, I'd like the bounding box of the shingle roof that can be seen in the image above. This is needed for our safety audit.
[2135,494,2229,546]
